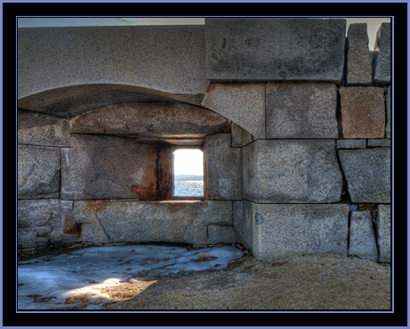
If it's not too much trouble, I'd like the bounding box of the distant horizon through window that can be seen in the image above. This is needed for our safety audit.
[173,149,204,197]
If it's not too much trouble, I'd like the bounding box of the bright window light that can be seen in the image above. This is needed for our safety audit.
[173,149,204,197]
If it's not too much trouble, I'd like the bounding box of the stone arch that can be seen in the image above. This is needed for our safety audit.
[17,83,253,137]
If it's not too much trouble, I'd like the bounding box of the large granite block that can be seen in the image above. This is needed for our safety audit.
[201,83,265,138]
[204,134,241,200]
[18,145,60,199]
[244,202,349,260]
[18,110,70,147]
[18,26,209,101]
[266,83,338,138]
[340,87,385,138]
[242,140,342,203]
[376,204,391,262]
[373,23,391,85]
[205,18,346,82]
[73,200,233,245]
[338,148,391,203]
[18,199,79,249]
[346,24,372,85]
[61,134,159,200]
[349,211,378,260]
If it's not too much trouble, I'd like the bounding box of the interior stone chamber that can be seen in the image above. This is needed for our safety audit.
[17,18,391,262]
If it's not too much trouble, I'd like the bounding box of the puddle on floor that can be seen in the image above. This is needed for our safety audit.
[18,244,243,310]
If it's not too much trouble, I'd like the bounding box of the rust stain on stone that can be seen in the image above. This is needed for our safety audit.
[63,216,81,237]
[86,200,111,212]
[206,83,216,94]
[129,184,158,201]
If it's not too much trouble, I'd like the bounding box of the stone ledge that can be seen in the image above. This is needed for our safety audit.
[73,200,233,245]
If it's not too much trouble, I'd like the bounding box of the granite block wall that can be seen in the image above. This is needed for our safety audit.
[17,19,392,262]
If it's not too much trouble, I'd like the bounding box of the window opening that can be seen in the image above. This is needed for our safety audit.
[173,149,204,197]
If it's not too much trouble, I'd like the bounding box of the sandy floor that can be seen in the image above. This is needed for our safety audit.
[18,244,391,311]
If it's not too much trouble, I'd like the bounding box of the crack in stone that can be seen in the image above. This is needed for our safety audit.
[95,213,112,242]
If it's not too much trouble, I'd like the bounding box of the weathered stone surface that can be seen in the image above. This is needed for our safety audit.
[373,23,391,85]
[376,205,391,262]
[243,202,349,260]
[233,201,253,250]
[204,134,241,200]
[207,225,236,244]
[73,200,233,245]
[340,87,385,138]
[346,24,372,85]
[17,199,79,249]
[69,102,230,139]
[349,211,378,260]
[242,140,342,203]
[266,83,338,138]
[231,122,253,147]
[18,26,209,101]
[202,83,265,138]
[18,110,70,147]
[18,230,37,249]
[205,18,346,82]
[336,139,366,149]
[367,139,391,147]
[18,145,60,199]
[338,148,391,203]
[386,86,391,139]
[61,134,158,200]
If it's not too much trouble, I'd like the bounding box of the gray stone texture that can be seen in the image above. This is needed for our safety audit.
[376,205,391,262]
[367,139,391,147]
[18,110,70,147]
[348,211,378,260]
[346,24,372,85]
[336,139,367,149]
[233,201,253,250]
[201,83,265,138]
[242,140,342,203]
[231,122,254,147]
[207,225,236,244]
[340,87,385,138]
[69,102,230,139]
[18,145,60,199]
[338,148,391,203]
[266,83,339,138]
[373,23,391,85]
[205,18,346,82]
[386,86,391,139]
[18,199,79,249]
[18,26,209,100]
[73,200,233,245]
[204,134,241,200]
[61,134,159,200]
[244,202,349,260]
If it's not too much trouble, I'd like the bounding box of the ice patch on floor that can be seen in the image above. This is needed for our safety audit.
[18,244,243,310]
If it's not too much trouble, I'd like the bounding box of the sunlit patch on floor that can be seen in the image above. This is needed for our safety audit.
[63,278,158,303]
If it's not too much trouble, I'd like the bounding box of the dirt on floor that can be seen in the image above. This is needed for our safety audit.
[47,246,390,311]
